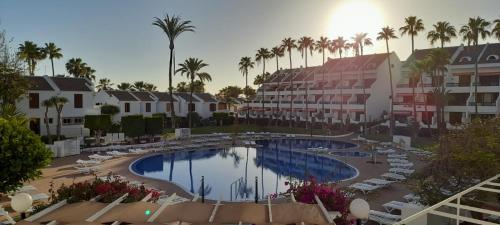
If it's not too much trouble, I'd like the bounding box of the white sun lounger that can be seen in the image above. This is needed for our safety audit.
[364,178,394,186]
[386,158,410,163]
[381,173,407,181]
[14,185,37,193]
[403,193,421,203]
[88,154,113,161]
[76,159,101,165]
[31,193,49,202]
[389,168,415,175]
[369,210,401,225]
[75,166,101,174]
[383,200,423,212]
[349,183,381,194]
[377,149,396,154]
[387,153,407,158]
[389,162,414,168]
[129,148,147,154]
[107,150,128,156]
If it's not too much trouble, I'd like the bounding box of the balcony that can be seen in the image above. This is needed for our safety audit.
[468,101,496,106]
[472,81,499,87]
[293,101,303,104]
[446,82,470,87]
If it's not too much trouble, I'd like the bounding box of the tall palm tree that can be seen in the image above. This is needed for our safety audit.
[297,36,314,68]
[238,56,254,124]
[281,38,296,127]
[18,41,46,75]
[400,16,425,53]
[408,62,423,119]
[493,19,500,41]
[377,27,398,136]
[331,37,349,125]
[255,48,271,120]
[176,58,212,129]
[153,15,195,129]
[352,33,372,56]
[96,78,113,91]
[42,99,54,144]
[270,46,285,120]
[254,73,267,119]
[49,96,68,141]
[117,82,133,91]
[315,36,330,115]
[427,21,457,48]
[44,43,63,76]
[65,58,87,77]
[427,48,449,133]
[460,17,491,116]
[133,81,147,91]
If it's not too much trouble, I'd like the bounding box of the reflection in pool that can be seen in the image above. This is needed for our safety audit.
[131,139,358,201]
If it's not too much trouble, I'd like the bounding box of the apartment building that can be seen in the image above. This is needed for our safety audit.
[245,52,401,125]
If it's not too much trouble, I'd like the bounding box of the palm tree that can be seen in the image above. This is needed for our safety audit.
[44,43,63,76]
[96,78,113,91]
[144,83,157,91]
[281,38,296,127]
[254,73,267,119]
[408,62,422,119]
[377,26,398,136]
[255,48,271,120]
[18,41,46,75]
[42,99,54,144]
[49,96,68,141]
[270,46,284,120]
[315,36,330,115]
[117,82,133,91]
[238,57,254,124]
[82,66,96,81]
[153,15,195,129]
[351,33,372,56]
[493,19,500,41]
[427,21,457,48]
[297,36,314,68]
[400,16,425,53]
[331,37,349,125]
[176,58,212,128]
[427,48,449,133]
[65,58,87,77]
[460,17,491,116]
[133,81,147,91]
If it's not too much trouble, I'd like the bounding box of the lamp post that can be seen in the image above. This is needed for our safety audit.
[10,193,33,219]
[349,198,370,225]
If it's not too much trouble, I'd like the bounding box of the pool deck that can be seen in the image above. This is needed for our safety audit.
[7,134,428,214]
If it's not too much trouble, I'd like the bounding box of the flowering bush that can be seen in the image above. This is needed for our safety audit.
[286,177,353,225]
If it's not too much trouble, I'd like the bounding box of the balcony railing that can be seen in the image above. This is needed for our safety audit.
[468,101,496,106]
[472,81,500,86]
[293,101,303,104]
[445,83,470,87]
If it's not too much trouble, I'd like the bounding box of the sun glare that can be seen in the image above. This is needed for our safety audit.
[328,0,384,40]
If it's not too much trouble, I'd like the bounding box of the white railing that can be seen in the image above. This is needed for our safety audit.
[395,174,500,225]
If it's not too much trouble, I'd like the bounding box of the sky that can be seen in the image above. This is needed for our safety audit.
[1,0,500,94]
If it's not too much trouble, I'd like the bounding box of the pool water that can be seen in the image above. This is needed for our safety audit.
[131,139,357,201]
[329,151,371,157]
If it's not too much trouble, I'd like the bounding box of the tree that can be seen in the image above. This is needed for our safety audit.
[243,86,256,99]
[297,36,314,68]
[254,72,269,119]
[65,58,86,77]
[153,14,195,129]
[0,104,26,124]
[315,36,331,115]
[183,80,205,93]
[377,26,398,136]
[413,118,500,205]
[459,17,491,116]
[132,81,150,91]
[0,118,52,193]
[255,48,271,119]
[270,46,284,119]
[49,96,68,140]
[399,16,425,53]
[42,99,54,144]
[44,42,63,76]
[238,56,254,124]
[0,28,29,104]
[493,19,500,41]
[331,37,350,125]
[426,48,450,134]
[100,104,120,115]
[176,58,212,128]
[18,41,46,75]
[351,33,372,56]
[281,37,296,127]
[217,85,242,99]
[84,114,112,145]
[144,83,157,92]
[96,78,113,91]
[121,115,145,141]
[427,21,457,48]
[145,116,164,138]
[175,81,189,92]
[117,82,133,91]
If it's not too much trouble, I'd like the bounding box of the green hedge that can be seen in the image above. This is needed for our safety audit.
[100,104,120,115]
[121,115,145,138]
[145,116,163,136]
[84,115,112,132]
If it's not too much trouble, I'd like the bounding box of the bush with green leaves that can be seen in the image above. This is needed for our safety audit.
[100,104,120,115]
[84,114,112,144]
[121,115,145,139]
[145,116,164,136]
[0,118,52,193]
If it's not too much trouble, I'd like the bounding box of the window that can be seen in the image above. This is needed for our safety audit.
[63,118,72,124]
[44,118,53,124]
[188,103,195,112]
[146,103,151,112]
[62,117,83,125]
[29,93,39,108]
[209,103,216,112]
[459,56,472,62]
[74,94,83,108]
[125,103,130,112]
[74,118,83,124]
[486,55,499,61]
[166,103,171,112]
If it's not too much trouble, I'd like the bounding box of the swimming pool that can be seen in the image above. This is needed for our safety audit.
[130,139,358,201]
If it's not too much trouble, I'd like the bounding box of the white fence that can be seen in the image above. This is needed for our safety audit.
[48,139,81,157]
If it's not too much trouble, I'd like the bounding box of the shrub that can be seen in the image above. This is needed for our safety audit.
[100,104,120,115]
[0,118,52,193]
[187,112,201,127]
[121,115,145,139]
[145,117,164,136]
[84,114,112,145]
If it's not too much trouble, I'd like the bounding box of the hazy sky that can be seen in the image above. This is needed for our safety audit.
[1,0,499,93]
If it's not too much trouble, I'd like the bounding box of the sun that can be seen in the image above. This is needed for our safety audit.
[328,0,384,40]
